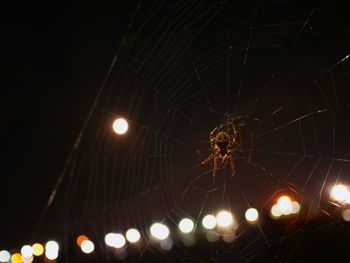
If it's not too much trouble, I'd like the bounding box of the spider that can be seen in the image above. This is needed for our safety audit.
[200,124,237,177]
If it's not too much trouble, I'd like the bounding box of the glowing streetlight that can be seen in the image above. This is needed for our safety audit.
[112,118,129,135]
[126,228,141,243]
[150,223,170,240]
[216,211,234,228]
[331,185,348,202]
[81,240,94,254]
[245,208,259,223]
[178,218,195,234]
[202,214,216,229]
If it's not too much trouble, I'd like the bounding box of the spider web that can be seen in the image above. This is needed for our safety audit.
[32,0,350,262]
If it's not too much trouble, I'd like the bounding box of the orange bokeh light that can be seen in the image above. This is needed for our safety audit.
[77,235,89,247]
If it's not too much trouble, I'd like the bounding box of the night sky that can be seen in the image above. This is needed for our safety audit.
[2,1,350,262]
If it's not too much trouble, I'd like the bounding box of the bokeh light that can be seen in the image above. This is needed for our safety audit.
[126,228,141,243]
[0,250,10,263]
[112,118,128,135]
[11,253,22,263]
[45,241,59,260]
[245,208,259,223]
[291,201,301,214]
[21,245,33,258]
[178,218,195,233]
[270,204,282,218]
[182,235,196,247]
[81,240,95,254]
[76,235,89,247]
[216,210,234,228]
[202,214,217,229]
[342,208,350,221]
[22,256,33,263]
[150,223,170,240]
[222,231,236,243]
[331,184,348,202]
[277,196,292,214]
[32,243,44,256]
[206,231,219,242]
[105,233,126,248]
[159,238,173,250]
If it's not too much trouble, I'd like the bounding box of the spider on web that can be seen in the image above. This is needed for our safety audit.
[200,121,239,178]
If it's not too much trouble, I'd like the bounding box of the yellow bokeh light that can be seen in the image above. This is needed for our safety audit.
[32,243,44,256]
[245,208,259,223]
[112,118,128,135]
[11,253,22,263]
[76,235,89,247]
[291,201,300,214]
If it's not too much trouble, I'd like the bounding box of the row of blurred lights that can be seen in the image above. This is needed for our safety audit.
[0,241,58,263]
[6,186,350,261]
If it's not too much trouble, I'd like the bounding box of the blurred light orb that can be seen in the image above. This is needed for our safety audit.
[45,249,58,260]
[222,231,236,243]
[11,253,22,263]
[346,191,350,204]
[206,231,219,243]
[216,211,234,228]
[331,185,348,201]
[32,243,44,256]
[105,233,126,248]
[22,255,33,263]
[0,250,10,262]
[159,238,173,250]
[202,215,217,229]
[76,235,89,247]
[182,235,196,247]
[178,218,195,233]
[270,204,282,218]
[81,240,94,254]
[342,208,350,221]
[150,223,170,240]
[45,241,59,252]
[126,228,141,243]
[277,196,292,214]
[113,118,128,135]
[21,245,33,258]
[245,208,259,223]
[291,201,301,214]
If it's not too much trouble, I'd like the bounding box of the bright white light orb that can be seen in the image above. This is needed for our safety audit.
[245,208,259,223]
[126,228,141,243]
[216,211,234,228]
[331,185,348,202]
[105,233,126,248]
[45,249,58,260]
[277,196,292,214]
[112,118,128,135]
[178,218,195,233]
[270,204,282,218]
[81,240,94,254]
[0,250,10,262]
[291,201,301,214]
[45,241,59,252]
[150,223,170,240]
[202,214,217,229]
[21,245,33,258]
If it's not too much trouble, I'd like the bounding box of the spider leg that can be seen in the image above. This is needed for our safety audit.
[200,153,214,166]
[228,155,235,177]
